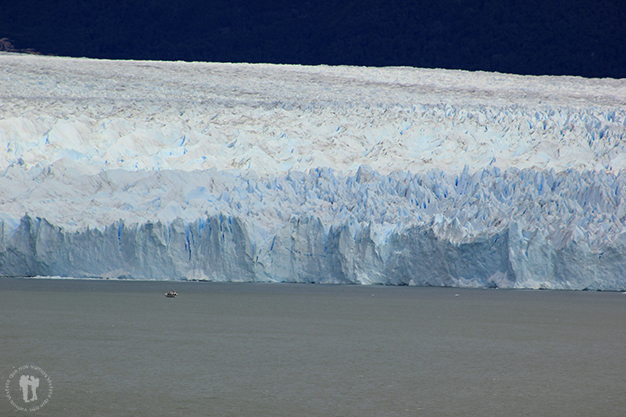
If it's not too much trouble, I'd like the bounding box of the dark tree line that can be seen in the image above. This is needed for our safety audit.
[1,0,624,78]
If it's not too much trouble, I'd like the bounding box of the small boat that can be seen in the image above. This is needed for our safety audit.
[165,290,178,298]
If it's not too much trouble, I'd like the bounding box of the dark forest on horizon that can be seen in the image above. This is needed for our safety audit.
[1,0,625,78]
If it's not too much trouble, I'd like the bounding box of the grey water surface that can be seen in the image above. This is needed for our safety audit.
[1,278,624,417]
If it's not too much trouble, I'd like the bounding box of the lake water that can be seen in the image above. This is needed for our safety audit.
[1,278,625,416]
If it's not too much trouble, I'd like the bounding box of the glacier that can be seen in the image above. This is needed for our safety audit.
[1,52,626,289]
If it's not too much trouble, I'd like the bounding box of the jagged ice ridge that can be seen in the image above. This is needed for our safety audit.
[1,53,625,289]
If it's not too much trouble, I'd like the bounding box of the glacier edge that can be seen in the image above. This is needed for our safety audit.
[2,54,626,290]
[2,211,625,290]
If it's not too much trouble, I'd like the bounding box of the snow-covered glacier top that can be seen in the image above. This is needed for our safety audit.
[1,52,625,175]
[1,53,625,289]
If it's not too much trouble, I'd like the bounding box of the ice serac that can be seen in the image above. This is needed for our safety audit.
[1,53,626,289]
[2,167,626,290]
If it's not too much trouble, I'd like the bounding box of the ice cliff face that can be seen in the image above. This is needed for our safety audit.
[1,53,625,289]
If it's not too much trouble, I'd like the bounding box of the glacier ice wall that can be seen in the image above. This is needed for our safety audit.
[1,53,626,289]
[2,166,626,289]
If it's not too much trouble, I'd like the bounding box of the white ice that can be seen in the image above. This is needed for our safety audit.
[1,52,625,289]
